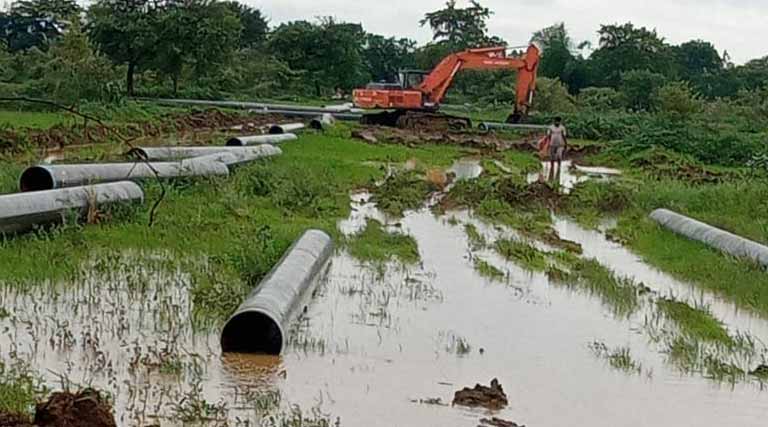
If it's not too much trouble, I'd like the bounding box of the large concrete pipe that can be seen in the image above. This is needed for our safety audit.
[251,109,362,121]
[225,133,298,147]
[650,209,768,268]
[19,159,229,192]
[221,229,334,354]
[268,123,305,135]
[0,181,143,234]
[129,145,282,164]
[309,113,336,130]
[142,98,351,114]
[184,145,282,167]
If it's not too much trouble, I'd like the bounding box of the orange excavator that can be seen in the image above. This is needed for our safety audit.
[353,43,541,128]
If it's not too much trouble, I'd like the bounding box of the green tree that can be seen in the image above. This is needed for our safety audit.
[420,0,494,50]
[590,23,675,87]
[268,18,367,95]
[10,0,80,19]
[578,87,626,111]
[655,81,702,117]
[532,23,574,81]
[34,20,119,102]
[363,34,417,82]
[222,1,268,49]
[532,77,576,113]
[673,40,723,78]
[87,0,161,96]
[620,69,666,111]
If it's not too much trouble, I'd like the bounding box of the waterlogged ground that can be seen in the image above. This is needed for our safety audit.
[2,166,768,426]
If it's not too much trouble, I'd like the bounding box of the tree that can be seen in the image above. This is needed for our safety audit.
[620,69,666,111]
[222,1,268,49]
[10,0,80,19]
[420,0,494,50]
[362,34,416,82]
[655,81,702,117]
[531,77,576,113]
[589,23,675,87]
[87,0,161,96]
[532,23,575,83]
[673,40,723,78]
[578,87,626,111]
[268,18,367,96]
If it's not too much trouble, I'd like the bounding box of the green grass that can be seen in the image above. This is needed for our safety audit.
[464,224,486,249]
[345,219,420,265]
[656,298,734,346]
[494,238,548,271]
[473,258,505,280]
[614,218,768,317]
[0,361,44,416]
[371,170,434,217]
[0,110,73,129]
[551,258,641,317]
[589,341,643,375]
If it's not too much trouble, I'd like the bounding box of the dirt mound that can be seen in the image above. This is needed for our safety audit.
[0,109,287,154]
[479,417,525,427]
[0,412,33,427]
[352,126,513,151]
[453,378,508,410]
[34,389,116,427]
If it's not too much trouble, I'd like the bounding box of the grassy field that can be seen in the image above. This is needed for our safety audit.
[0,110,74,129]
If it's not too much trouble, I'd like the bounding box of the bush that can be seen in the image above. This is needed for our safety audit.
[620,69,666,111]
[578,87,626,111]
[656,81,703,117]
[532,77,577,114]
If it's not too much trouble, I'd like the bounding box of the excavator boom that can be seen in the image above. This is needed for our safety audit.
[353,44,540,127]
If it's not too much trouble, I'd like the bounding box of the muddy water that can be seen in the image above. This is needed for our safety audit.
[2,199,768,426]
[527,160,619,193]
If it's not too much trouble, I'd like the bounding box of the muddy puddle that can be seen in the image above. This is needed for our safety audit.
[2,189,768,426]
[527,160,620,193]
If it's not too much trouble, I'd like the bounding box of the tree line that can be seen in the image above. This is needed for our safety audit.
[0,0,766,112]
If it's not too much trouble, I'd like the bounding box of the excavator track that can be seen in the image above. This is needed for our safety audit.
[360,110,472,131]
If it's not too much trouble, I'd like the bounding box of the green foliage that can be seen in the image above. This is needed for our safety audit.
[363,34,417,82]
[0,360,45,415]
[346,219,420,265]
[494,238,548,271]
[222,1,268,49]
[371,171,434,217]
[532,77,576,114]
[420,0,494,49]
[473,258,505,280]
[620,69,666,111]
[655,81,703,117]
[577,87,626,111]
[656,298,733,346]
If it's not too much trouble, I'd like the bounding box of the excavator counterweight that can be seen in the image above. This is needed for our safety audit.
[353,44,540,128]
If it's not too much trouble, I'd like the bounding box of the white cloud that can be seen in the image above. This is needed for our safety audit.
[249,0,767,64]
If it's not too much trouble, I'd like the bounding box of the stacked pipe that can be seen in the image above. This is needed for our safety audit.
[3,140,284,233]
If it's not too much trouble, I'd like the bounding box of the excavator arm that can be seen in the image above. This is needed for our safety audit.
[417,44,540,119]
[353,43,540,127]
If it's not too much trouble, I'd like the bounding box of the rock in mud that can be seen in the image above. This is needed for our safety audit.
[750,364,768,378]
[351,129,379,144]
[453,378,508,410]
[0,412,33,427]
[478,417,525,427]
[34,389,116,427]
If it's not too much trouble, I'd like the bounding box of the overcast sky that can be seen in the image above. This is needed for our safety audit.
[249,0,767,64]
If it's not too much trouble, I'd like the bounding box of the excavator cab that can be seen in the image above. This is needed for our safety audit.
[365,70,428,91]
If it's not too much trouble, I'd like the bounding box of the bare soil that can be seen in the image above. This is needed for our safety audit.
[453,378,509,410]
[0,412,33,427]
[33,389,116,427]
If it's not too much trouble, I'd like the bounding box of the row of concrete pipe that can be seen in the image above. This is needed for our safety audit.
[1,121,339,356]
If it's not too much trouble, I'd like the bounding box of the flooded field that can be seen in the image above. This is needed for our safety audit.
[2,178,768,426]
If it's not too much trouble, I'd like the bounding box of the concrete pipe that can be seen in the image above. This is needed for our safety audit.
[650,209,768,268]
[129,145,281,165]
[268,123,305,135]
[183,145,282,167]
[19,159,229,192]
[0,181,143,234]
[225,133,298,147]
[221,229,334,354]
[309,113,336,130]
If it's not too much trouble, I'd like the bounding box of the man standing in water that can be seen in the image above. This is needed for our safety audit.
[547,117,568,181]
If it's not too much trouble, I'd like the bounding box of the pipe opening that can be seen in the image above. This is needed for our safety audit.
[19,166,55,192]
[225,138,244,146]
[126,148,148,160]
[309,119,323,130]
[268,125,284,135]
[221,310,283,354]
